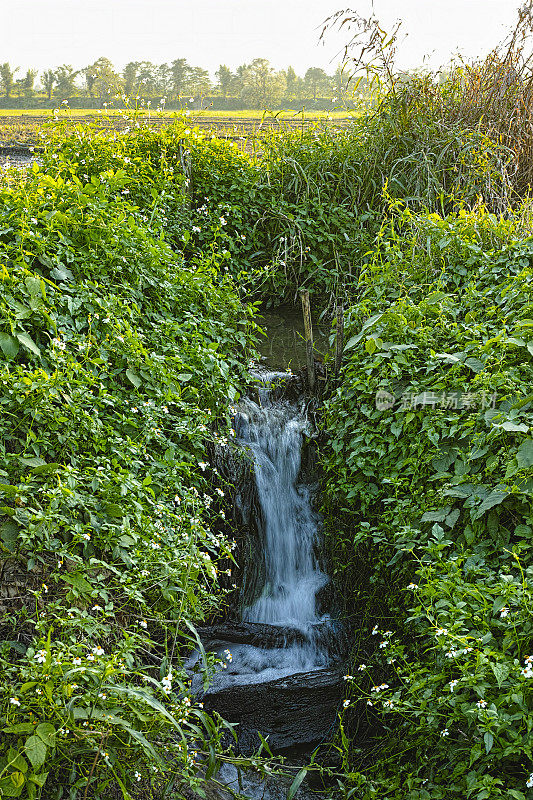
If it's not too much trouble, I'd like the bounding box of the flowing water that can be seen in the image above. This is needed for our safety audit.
[199,373,331,689]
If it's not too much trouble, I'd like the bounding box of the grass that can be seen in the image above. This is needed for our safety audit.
[0,107,354,118]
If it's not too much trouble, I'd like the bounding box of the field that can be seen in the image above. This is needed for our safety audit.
[0,107,356,147]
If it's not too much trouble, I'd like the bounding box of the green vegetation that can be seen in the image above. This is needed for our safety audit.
[0,57,356,111]
[0,119,257,796]
[1,9,533,796]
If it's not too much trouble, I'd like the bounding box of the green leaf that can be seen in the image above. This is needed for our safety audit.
[287,767,307,800]
[344,313,384,350]
[499,421,529,432]
[472,489,508,520]
[126,369,141,388]
[16,333,40,357]
[1,520,19,553]
[61,573,93,594]
[0,772,25,796]
[491,661,510,688]
[0,332,19,360]
[364,337,376,355]
[18,457,46,468]
[35,724,55,748]
[3,724,35,734]
[24,736,47,770]
[464,357,484,373]
[517,438,533,468]
[484,731,493,754]
[28,773,48,789]
[177,373,193,382]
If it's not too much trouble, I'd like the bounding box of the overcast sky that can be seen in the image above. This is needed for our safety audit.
[0,0,522,77]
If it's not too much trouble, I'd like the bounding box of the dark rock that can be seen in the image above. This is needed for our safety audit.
[197,621,309,649]
[201,667,345,754]
[196,621,337,652]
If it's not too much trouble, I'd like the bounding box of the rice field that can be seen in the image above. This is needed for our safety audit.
[0,107,357,147]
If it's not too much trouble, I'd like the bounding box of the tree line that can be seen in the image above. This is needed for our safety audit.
[0,57,355,107]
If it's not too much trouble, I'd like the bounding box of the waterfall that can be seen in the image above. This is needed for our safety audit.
[236,392,327,632]
[188,372,332,690]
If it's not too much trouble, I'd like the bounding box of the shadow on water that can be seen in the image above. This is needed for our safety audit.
[256,305,329,371]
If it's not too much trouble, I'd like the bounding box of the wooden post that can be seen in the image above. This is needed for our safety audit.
[300,290,315,393]
[335,300,344,380]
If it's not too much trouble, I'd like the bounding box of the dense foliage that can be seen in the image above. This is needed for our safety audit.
[0,131,256,797]
[1,59,533,799]
[323,206,533,798]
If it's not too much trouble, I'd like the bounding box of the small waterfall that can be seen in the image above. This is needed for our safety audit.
[236,392,327,634]
[201,374,331,687]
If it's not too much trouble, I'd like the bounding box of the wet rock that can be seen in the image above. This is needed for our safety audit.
[201,667,345,754]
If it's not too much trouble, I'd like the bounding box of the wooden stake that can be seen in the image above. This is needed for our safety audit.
[335,300,344,379]
[300,290,315,393]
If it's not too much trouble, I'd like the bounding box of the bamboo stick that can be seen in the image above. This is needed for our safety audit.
[300,290,315,393]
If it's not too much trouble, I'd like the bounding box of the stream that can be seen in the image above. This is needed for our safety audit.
[190,309,343,798]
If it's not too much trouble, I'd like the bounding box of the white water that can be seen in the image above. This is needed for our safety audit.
[237,391,327,633]
[209,376,330,686]
[189,374,331,688]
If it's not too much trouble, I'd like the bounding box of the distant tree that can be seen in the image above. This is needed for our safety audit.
[134,61,158,96]
[170,59,192,98]
[155,63,171,97]
[42,69,56,100]
[285,65,300,99]
[0,63,19,98]
[231,64,248,98]
[216,64,234,98]
[83,65,98,98]
[13,69,37,99]
[333,65,350,102]
[123,62,139,96]
[241,58,286,108]
[187,66,212,97]
[304,67,330,101]
[54,65,79,99]
[86,58,121,100]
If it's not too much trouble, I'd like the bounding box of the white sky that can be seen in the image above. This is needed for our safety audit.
[0,0,522,78]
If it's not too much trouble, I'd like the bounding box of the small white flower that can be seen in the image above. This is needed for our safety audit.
[198,461,208,471]
[134,771,141,782]
[366,699,373,706]
[357,664,367,671]
[372,625,379,635]
[86,653,95,661]
[139,620,148,628]
[441,728,449,737]
[93,646,105,656]
[343,674,353,680]
[192,226,201,233]
[81,532,91,541]
[34,649,47,663]
[527,773,533,789]
[10,697,21,706]
[343,699,351,708]
[379,640,388,649]
[499,607,509,618]
[407,582,418,590]
[73,657,82,666]
[449,680,458,692]
[215,488,225,497]
[92,605,103,612]
[476,699,487,708]
[435,628,448,637]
